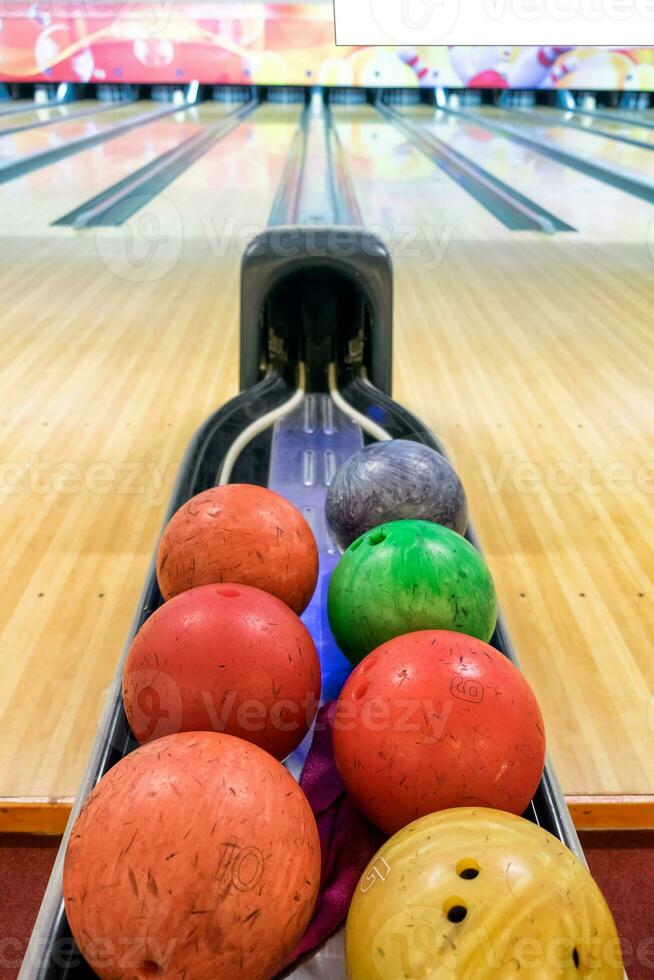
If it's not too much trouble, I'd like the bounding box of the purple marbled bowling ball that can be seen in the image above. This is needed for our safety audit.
[326,440,468,551]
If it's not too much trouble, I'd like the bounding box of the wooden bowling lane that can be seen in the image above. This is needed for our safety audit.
[1,96,653,831]
[579,107,654,131]
[0,103,303,812]
[1,231,653,825]
[0,102,237,231]
[0,99,123,136]
[106,102,302,242]
[391,240,654,822]
[0,98,51,118]
[475,105,654,183]
[0,99,159,164]
[0,233,241,809]
[0,100,93,133]
[527,107,654,148]
[331,103,513,241]
[402,105,654,242]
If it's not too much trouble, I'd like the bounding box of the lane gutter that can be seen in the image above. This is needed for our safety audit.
[0,100,135,139]
[440,105,654,206]
[378,101,574,234]
[502,107,654,153]
[52,99,259,228]
[0,101,197,187]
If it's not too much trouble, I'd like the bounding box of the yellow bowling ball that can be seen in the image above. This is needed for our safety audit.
[346,807,623,979]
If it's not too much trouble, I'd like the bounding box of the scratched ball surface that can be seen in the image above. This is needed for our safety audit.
[346,807,623,979]
[63,732,321,980]
[326,440,467,551]
[157,484,318,614]
[122,583,321,759]
[328,520,497,664]
[333,631,545,835]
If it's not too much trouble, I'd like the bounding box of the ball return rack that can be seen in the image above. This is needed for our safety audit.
[20,225,587,980]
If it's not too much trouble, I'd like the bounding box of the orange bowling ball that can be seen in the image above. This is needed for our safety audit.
[122,583,321,759]
[64,732,321,980]
[157,484,318,614]
[333,630,546,834]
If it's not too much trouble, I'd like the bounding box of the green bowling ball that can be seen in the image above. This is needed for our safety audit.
[328,519,497,664]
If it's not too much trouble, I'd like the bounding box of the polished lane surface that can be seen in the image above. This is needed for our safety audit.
[401,104,654,241]
[117,102,301,240]
[474,105,654,182]
[0,99,165,163]
[0,100,305,800]
[332,103,507,241]
[522,106,654,148]
[0,99,125,136]
[330,102,654,803]
[0,96,652,813]
[0,102,239,230]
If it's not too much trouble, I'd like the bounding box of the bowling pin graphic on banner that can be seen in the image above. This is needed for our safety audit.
[34,20,96,82]
[447,46,510,88]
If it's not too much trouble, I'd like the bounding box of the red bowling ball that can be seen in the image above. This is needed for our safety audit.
[333,630,546,835]
[156,484,319,614]
[123,583,321,759]
[63,732,321,980]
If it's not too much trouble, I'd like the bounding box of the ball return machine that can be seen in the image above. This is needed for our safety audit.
[21,226,586,980]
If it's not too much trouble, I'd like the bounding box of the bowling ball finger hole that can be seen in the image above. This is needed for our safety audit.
[456,858,480,880]
[216,586,240,598]
[352,682,368,701]
[444,901,468,924]
[368,531,386,546]
[350,538,364,551]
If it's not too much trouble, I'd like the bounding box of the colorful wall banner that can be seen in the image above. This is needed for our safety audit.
[0,3,652,89]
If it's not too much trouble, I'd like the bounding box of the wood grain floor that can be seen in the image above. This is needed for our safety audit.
[0,102,652,816]
[0,235,241,798]
[392,240,654,798]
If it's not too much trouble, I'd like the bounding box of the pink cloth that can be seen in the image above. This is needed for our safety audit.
[282,702,383,970]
